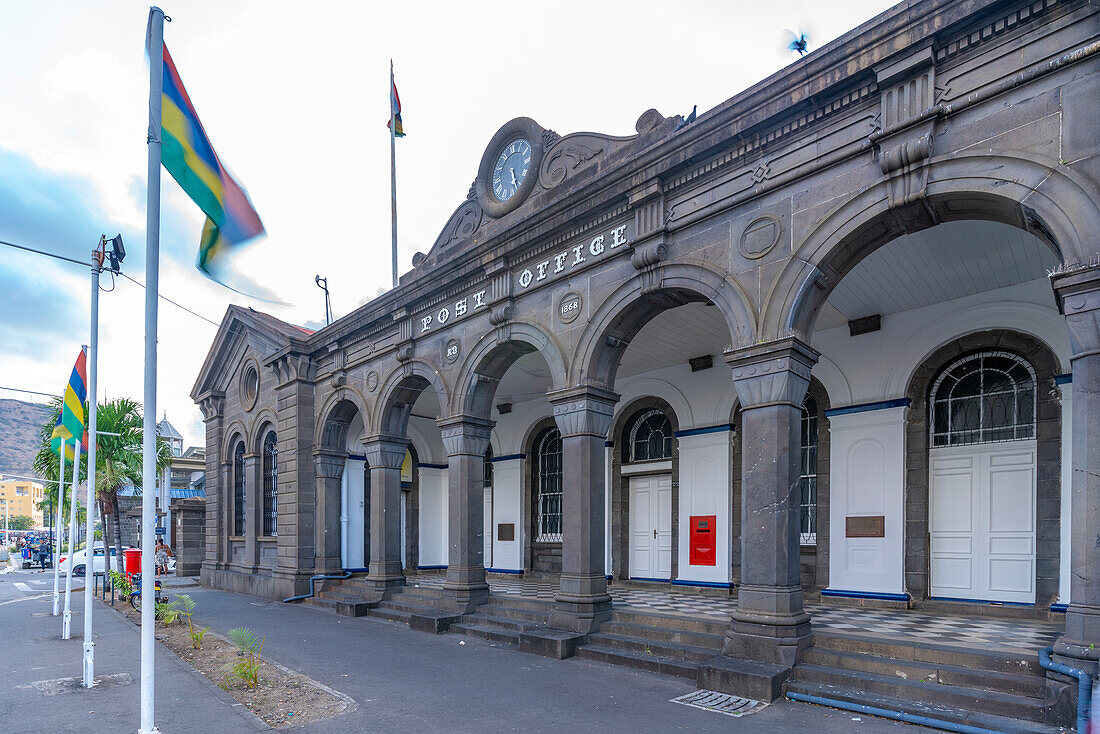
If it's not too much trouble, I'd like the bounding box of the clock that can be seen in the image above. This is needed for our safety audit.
[476,117,545,218]
[491,138,532,202]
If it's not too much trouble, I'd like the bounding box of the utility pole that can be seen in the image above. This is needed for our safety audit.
[82,246,104,687]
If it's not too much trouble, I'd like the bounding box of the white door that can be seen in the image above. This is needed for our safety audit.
[483,484,492,569]
[628,474,672,580]
[400,490,407,569]
[930,440,1036,603]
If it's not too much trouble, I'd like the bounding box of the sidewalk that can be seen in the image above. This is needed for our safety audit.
[0,571,266,734]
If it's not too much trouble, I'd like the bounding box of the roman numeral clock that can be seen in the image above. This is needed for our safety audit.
[475,117,547,218]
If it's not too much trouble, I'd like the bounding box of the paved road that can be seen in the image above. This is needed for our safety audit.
[177,585,922,734]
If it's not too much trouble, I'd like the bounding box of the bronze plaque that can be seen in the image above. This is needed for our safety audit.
[497,523,515,542]
[846,515,885,538]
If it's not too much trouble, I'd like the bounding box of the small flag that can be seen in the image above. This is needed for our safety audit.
[158,44,265,279]
[50,348,88,459]
[388,68,405,137]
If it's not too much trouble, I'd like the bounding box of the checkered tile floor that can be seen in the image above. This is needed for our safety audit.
[407,571,1062,652]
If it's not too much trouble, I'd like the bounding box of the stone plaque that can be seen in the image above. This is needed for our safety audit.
[444,338,460,364]
[845,515,885,538]
[558,291,582,324]
[366,370,379,392]
[497,523,515,541]
[739,215,781,260]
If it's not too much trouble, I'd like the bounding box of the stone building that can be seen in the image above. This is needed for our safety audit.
[192,0,1100,725]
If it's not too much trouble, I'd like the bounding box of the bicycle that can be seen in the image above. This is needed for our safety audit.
[128,572,168,610]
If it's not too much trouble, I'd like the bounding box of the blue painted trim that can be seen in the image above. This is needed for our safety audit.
[606,574,613,580]
[486,567,523,575]
[417,564,447,570]
[629,576,672,583]
[822,588,910,602]
[672,579,736,589]
[346,453,369,462]
[1051,603,1068,613]
[489,453,525,463]
[605,441,614,448]
[341,567,369,573]
[826,398,910,418]
[417,463,448,470]
[1055,374,1073,385]
[675,423,734,438]
[929,595,1035,607]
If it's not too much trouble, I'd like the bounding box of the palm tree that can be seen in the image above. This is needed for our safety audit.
[34,396,170,573]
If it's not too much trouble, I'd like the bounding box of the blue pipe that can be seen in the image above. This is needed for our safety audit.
[786,692,1004,734]
[282,571,351,604]
[1039,646,1093,733]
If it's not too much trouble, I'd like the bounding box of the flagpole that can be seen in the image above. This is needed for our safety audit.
[82,252,102,687]
[140,7,165,733]
[390,59,398,289]
[52,438,66,616]
[62,434,81,639]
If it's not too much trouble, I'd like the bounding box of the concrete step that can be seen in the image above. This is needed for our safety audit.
[786,680,1070,734]
[474,604,548,623]
[583,632,719,663]
[458,613,537,633]
[448,622,522,645]
[790,664,1060,726]
[481,596,552,613]
[811,632,1046,676]
[302,597,338,610]
[597,620,724,651]
[574,644,699,680]
[801,647,1049,698]
[607,608,729,636]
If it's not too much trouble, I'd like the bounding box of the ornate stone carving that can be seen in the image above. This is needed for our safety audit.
[880,133,933,209]
[541,128,560,149]
[437,415,495,457]
[631,240,668,270]
[725,337,819,409]
[635,108,666,134]
[199,393,225,421]
[547,386,620,438]
[1051,263,1100,359]
[739,215,782,260]
[750,158,772,183]
[312,449,346,479]
[538,132,634,191]
[489,303,513,326]
[411,252,426,267]
[269,352,315,386]
[394,344,414,363]
[366,370,379,392]
[361,435,408,469]
[432,199,484,254]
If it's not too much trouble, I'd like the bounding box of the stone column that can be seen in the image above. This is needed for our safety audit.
[242,452,260,571]
[701,337,817,701]
[362,435,407,595]
[312,450,345,575]
[546,386,618,634]
[438,415,494,613]
[1051,265,1100,673]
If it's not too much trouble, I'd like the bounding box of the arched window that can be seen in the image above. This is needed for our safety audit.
[930,351,1036,447]
[262,431,278,536]
[626,409,673,463]
[232,441,245,537]
[534,428,563,542]
[799,396,818,545]
[484,445,494,488]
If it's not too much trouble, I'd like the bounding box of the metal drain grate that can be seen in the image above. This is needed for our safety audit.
[670,689,768,717]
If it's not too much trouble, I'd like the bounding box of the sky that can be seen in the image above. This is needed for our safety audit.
[0,0,897,448]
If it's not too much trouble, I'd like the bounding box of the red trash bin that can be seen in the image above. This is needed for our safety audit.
[123,547,142,578]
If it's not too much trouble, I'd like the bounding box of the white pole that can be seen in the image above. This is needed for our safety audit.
[83,252,102,687]
[140,8,165,732]
[52,439,66,615]
[390,59,398,289]
[63,435,81,639]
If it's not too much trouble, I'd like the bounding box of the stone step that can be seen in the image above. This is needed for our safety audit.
[573,644,699,680]
[786,680,1070,734]
[801,647,1049,698]
[790,664,1060,726]
[597,620,725,651]
[474,604,548,623]
[448,622,522,645]
[363,605,417,625]
[583,632,719,663]
[811,632,1046,676]
[607,608,729,636]
[302,597,338,610]
[374,599,441,616]
[459,613,537,633]
[481,596,552,613]
[316,590,368,602]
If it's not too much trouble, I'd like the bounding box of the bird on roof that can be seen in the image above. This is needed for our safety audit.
[674,105,698,131]
[786,29,810,56]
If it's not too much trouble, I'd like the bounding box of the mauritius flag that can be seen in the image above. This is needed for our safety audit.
[159,44,265,278]
[50,348,88,459]
[388,67,405,137]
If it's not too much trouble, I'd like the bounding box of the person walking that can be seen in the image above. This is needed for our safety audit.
[155,538,173,576]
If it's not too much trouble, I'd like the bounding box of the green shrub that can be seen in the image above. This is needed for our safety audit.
[225,626,264,689]
[176,594,207,649]
[154,600,180,625]
[108,570,132,596]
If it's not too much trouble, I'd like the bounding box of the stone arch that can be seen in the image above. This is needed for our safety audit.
[249,408,278,454]
[762,154,1100,340]
[374,360,450,437]
[223,421,248,459]
[450,320,568,418]
[612,377,693,432]
[571,262,756,387]
[900,329,1062,605]
[313,387,369,450]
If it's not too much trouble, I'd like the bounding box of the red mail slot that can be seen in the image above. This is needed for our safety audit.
[689,514,717,566]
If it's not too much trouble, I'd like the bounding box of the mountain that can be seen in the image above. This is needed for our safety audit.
[0,398,53,478]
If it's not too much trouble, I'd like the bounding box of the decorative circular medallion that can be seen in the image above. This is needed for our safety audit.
[739,215,782,260]
[366,370,379,393]
[240,361,260,412]
[476,118,545,219]
[558,291,583,324]
[444,339,461,364]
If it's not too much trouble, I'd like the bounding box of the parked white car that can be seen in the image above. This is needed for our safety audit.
[58,543,123,577]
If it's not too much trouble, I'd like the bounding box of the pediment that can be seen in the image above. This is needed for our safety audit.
[190,306,303,400]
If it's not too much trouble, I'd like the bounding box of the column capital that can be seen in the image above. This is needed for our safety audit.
[724,336,819,410]
[361,434,407,469]
[437,414,495,457]
[312,449,345,479]
[1051,264,1100,360]
[547,385,620,438]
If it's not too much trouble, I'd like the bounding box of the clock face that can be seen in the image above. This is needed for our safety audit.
[491,138,532,202]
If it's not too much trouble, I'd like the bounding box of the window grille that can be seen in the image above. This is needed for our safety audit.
[626,409,673,463]
[233,442,245,537]
[930,351,1036,447]
[262,431,278,536]
[799,396,818,545]
[535,428,563,542]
